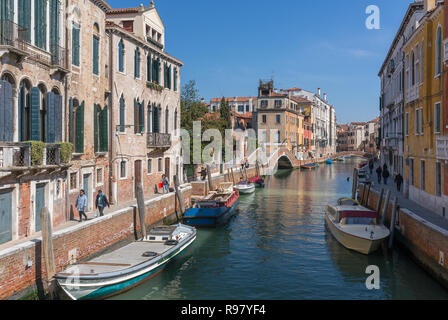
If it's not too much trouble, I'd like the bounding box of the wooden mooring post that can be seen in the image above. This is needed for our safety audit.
[40,207,57,299]
[173,174,185,220]
[255,160,260,177]
[362,183,371,206]
[376,188,384,215]
[388,196,399,249]
[136,183,147,239]
[381,189,391,225]
[206,164,213,191]
[230,166,235,185]
[351,168,358,200]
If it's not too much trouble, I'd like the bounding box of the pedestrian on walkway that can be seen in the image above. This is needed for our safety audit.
[376,165,382,184]
[369,160,374,175]
[76,189,88,222]
[95,189,110,217]
[162,174,169,194]
[200,167,207,181]
[382,166,390,185]
[395,173,403,192]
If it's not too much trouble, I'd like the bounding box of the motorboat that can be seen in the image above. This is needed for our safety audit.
[183,182,239,227]
[55,224,196,300]
[324,203,390,255]
[234,181,256,194]
[247,176,265,188]
[326,159,333,164]
[301,163,316,170]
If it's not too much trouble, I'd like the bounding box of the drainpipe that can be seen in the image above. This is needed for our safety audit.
[108,30,114,204]
[64,0,70,221]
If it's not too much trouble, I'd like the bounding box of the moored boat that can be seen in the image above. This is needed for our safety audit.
[247,176,265,188]
[324,203,389,255]
[301,163,316,170]
[326,159,333,164]
[183,182,239,227]
[55,224,196,300]
[234,181,256,194]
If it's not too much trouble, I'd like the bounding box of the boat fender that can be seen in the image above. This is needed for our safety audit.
[165,239,178,246]
[142,251,158,257]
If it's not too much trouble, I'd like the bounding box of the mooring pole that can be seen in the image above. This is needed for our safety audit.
[376,188,384,215]
[174,174,185,217]
[206,164,213,191]
[40,207,56,299]
[388,196,399,249]
[352,168,358,200]
[381,189,391,225]
[230,166,235,185]
[136,182,147,239]
[363,183,371,206]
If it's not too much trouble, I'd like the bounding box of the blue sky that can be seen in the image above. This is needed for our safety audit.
[107,0,413,123]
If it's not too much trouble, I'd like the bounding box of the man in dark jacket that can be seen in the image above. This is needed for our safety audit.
[382,167,390,185]
[394,173,403,192]
[95,190,110,217]
[376,166,382,184]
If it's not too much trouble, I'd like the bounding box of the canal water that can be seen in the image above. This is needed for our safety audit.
[111,159,448,300]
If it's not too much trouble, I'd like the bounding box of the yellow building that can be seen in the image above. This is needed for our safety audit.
[403,0,444,215]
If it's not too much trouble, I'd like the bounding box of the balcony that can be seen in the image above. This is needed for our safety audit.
[146,37,164,50]
[0,19,28,60]
[405,85,419,104]
[0,142,71,173]
[147,132,171,149]
[436,136,448,160]
[50,44,69,73]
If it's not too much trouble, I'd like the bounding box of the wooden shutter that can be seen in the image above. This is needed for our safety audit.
[30,87,41,141]
[35,0,46,50]
[75,101,84,153]
[54,94,62,142]
[168,65,172,90]
[118,41,123,72]
[46,92,55,143]
[93,36,99,75]
[174,68,177,92]
[72,26,79,66]
[69,97,73,143]
[134,99,138,133]
[0,80,13,142]
[19,84,26,141]
[99,107,108,152]
[134,49,138,78]
[94,104,98,152]
[18,0,31,42]
[49,0,59,53]
[165,108,169,134]
[139,101,144,133]
[147,103,152,133]
[147,55,151,81]
[119,96,125,132]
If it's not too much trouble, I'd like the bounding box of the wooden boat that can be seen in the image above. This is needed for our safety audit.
[247,176,265,188]
[325,203,389,255]
[55,224,196,300]
[183,182,239,227]
[301,163,316,170]
[337,198,360,206]
[234,181,256,194]
[326,159,333,164]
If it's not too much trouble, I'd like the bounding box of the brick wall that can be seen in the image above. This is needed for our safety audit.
[358,184,448,288]
[0,186,191,300]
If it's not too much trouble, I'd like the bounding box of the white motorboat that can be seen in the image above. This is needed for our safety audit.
[234,182,255,194]
[325,203,390,255]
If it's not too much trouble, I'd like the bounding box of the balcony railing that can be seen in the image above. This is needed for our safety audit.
[147,132,171,148]
[0,142,68,172]
[0,19,27,52]
[50,44,68,70]
[146,37,164,49]
[436,136,448,160]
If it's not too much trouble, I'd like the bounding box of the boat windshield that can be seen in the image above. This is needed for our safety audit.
[344,217,376,225]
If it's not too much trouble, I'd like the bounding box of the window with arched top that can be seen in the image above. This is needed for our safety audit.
[436,26,442,75]
[69,98,84,153]
[134,48,140,78]
[94,104,108,152]
[93,23,100,75]
[411,50,415,86]
[119,95,125,132]
[118,40,125,73]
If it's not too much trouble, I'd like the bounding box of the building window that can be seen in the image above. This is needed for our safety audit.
[72,24,80,67]
[134,99,144,134]
[410,159,414,186]
[118,40,125,73]
[147,158,152,174]
[276,114,280,123]
[96,168,103,185]
[436,26,442,76]
[238,105,244,112]
[94,104,108,152]
[405,112,409,136]
[260,100,268,108]
[275,100,282,108]
[119,95,125,132]
[277,130,281,143]
[69,98,84,153]
[70,172,78,190]
[415,109,419,135]
[262,115,266,123]
[34,0,47,50]
[120,160,127,179]
[420,40,424,83]
[421,160,425,191]
[435,102,441,133]
[246,105,249,112]
[158,158,162,172]
[92,24,100,76]
[436,162,442,197]
[134,48,140,78]
[420,108,424,135]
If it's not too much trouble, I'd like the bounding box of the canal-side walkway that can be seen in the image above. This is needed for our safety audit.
[364,165,448,232]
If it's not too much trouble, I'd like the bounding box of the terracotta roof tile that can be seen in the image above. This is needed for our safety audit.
[107,7,149,15]
[210,97,257,103]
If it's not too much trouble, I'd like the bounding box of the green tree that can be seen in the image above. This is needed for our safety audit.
[219,97,232,130]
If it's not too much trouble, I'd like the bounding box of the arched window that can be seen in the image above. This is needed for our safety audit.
[436,26,442,75]
[69,98,84,153]
[134,98,144,133]
[147,102,152,133]
[165,107,169,133]
[93,23,100,75]
[153,104,160,133]
[19,79,31,141]
[119,95,125,132]
[174,109,178,135]
[94,104,108,152]
[0,73,15,142]
[134,48,140,78]
[118,40,125,72]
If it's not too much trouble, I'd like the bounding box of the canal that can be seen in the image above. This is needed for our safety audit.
[111,159,448,300]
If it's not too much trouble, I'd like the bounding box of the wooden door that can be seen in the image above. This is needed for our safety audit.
[0,189,12,244]
[165,158,170,182]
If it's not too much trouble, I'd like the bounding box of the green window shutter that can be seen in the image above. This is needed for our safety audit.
[139,101,144,133]
[69,98,74,143]
[19,84,26,141]
[119,96,125,132]
[46,92,55,143]
[54,94,62,142]
[93,36,99,75]
[75,102,84,153]
[34,0,40,47]
[134,49,139,78]
[118,41,123,72]
[18,0,31,42]
[94,104,98,152]
[30,87,41,141]
[0,80,13,142]
[174,68,177,92]
[147,55,151,81]
[99,107,108,152]
[147,103,152,133]
[49,0,59,53]
[72,26,80,66]
[34,0,46,50]
[134,99,138,133]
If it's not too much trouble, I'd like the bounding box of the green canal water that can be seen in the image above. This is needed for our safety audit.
[111,159,448,300]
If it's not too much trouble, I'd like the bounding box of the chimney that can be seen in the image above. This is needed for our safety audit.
[324,93,327,101]
[201,98,205,104]
[424,0,436,12]
[318,88,321,96]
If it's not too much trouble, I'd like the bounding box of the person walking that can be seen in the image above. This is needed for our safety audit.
[95,189,110,217]
[76,189,88,222]
[200,167,207,181]
[368,160,374,175]
[162,174,169,194]
[376,165,382,184]
[382,166,390,185]
[395,172,403,192]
